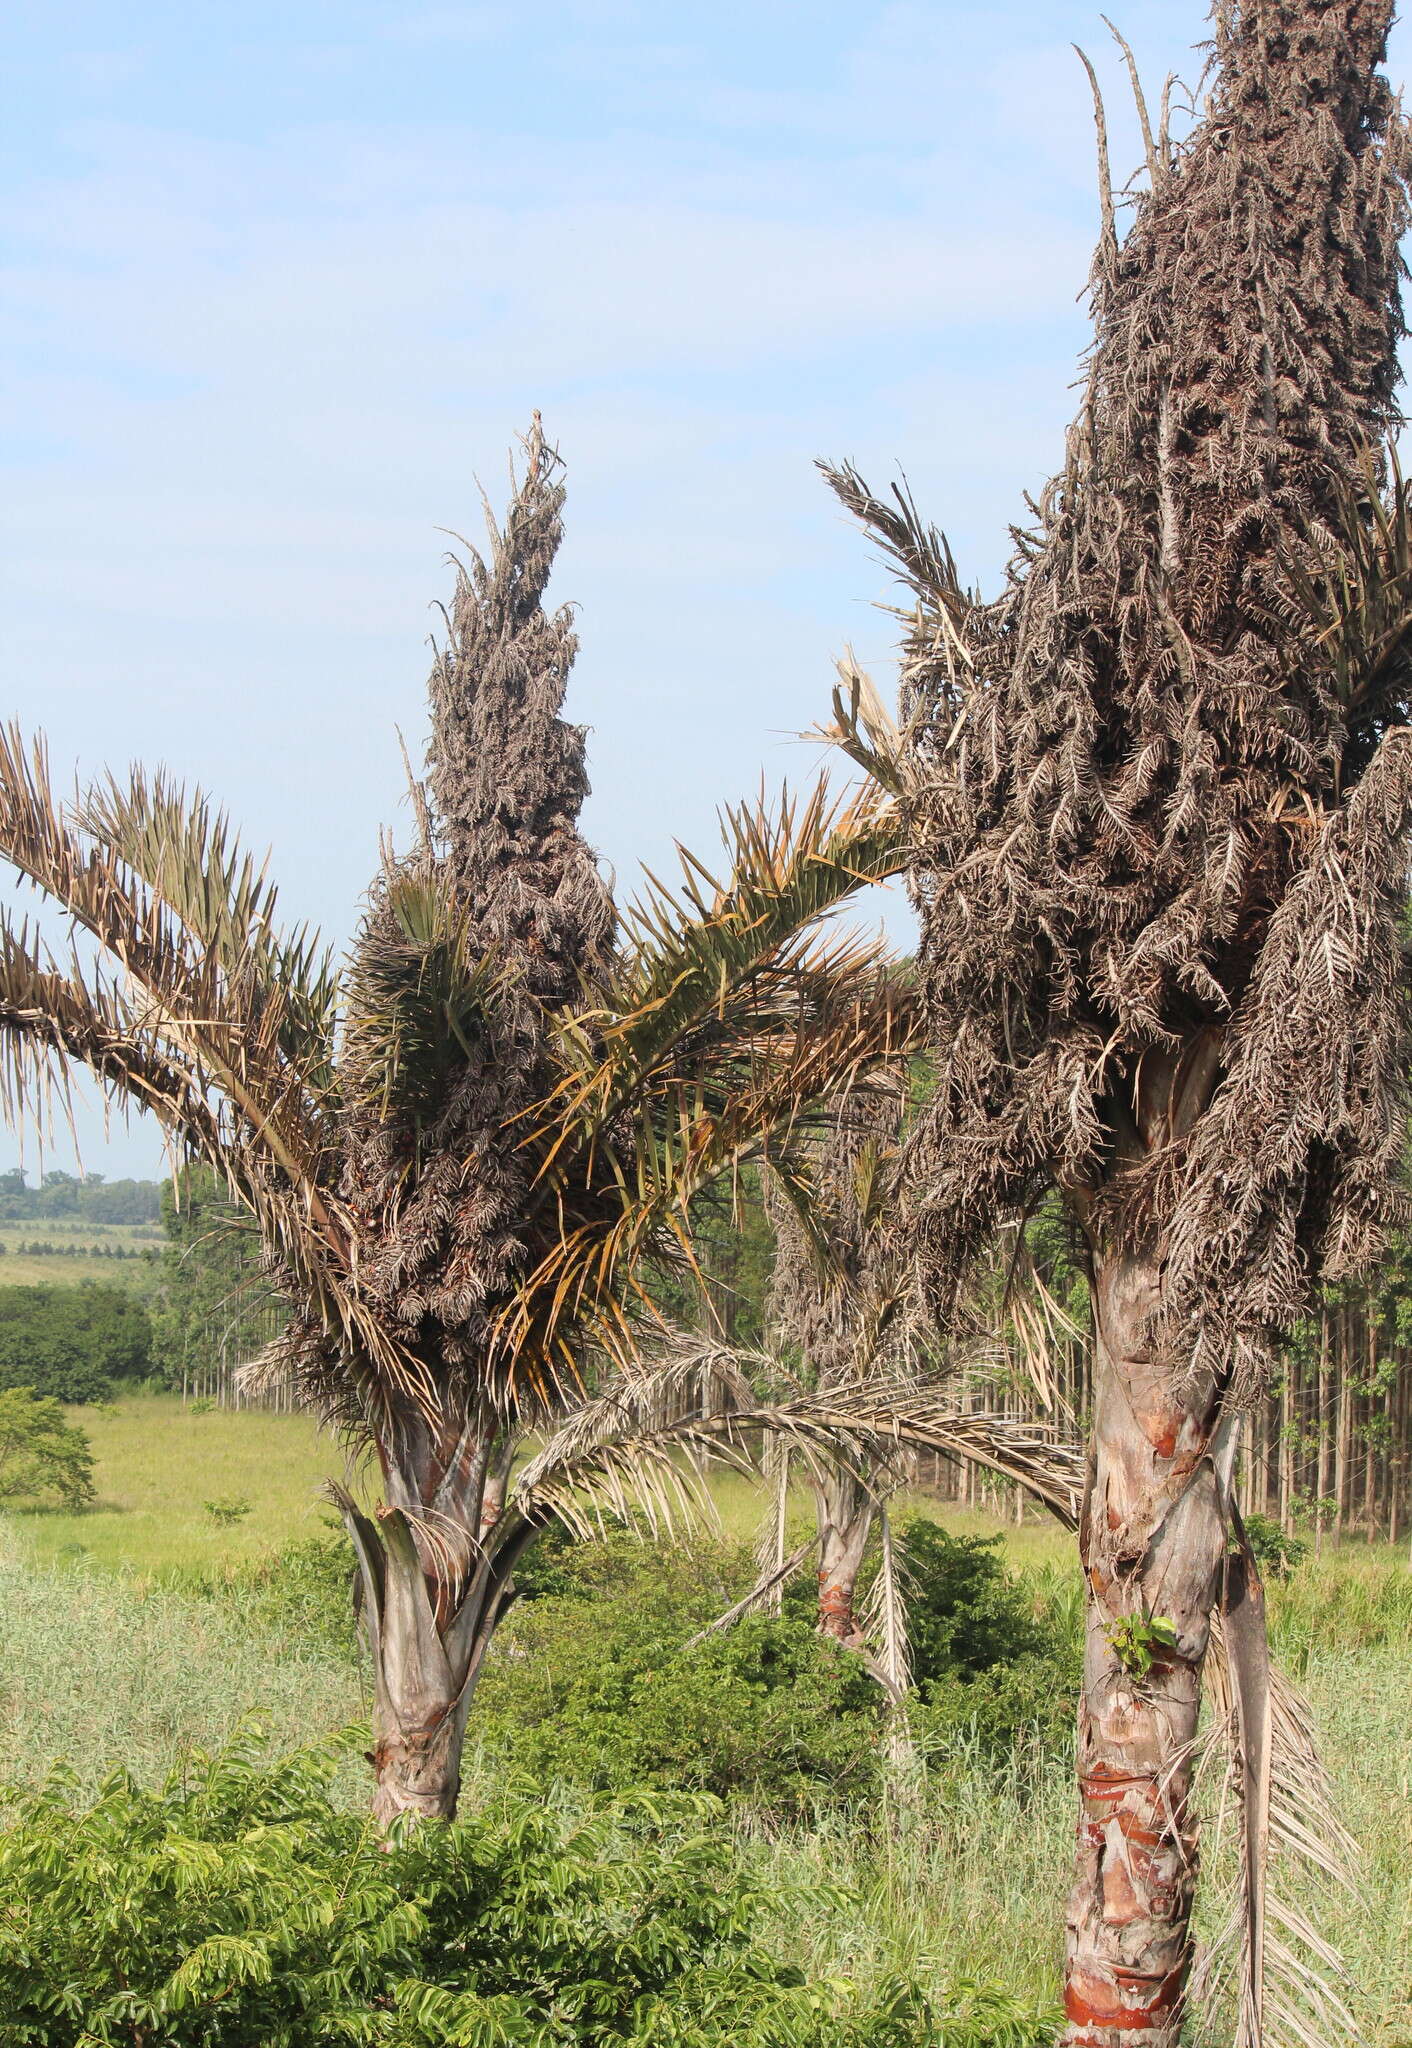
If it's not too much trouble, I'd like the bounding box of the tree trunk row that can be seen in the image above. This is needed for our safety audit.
[913,1280,1412,1541]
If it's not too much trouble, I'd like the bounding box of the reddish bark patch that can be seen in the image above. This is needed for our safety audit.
[1065,1963,1184,2030]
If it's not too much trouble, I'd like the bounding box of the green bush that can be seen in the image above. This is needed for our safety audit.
[1240,1512,1308,1580]
[0,1284,152,1403]
[476,1535,884,1816]
[0,1388,96,1510]
[882,1524,1080,1766]
[889,1522,1056,1684]
[0,1730,1052,2047]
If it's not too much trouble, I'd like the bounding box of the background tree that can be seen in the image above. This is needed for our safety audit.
[149,1168,283,1405]
[762,1079,910,1647]
[827,4,1412,2041]
[0,422,911,1826]
[0,1386,95,1508]
[0,1283,152,1403]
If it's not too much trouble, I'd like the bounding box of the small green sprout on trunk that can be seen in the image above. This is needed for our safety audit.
[1103,1612,1179,1685]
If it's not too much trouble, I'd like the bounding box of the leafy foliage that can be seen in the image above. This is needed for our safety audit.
[1241,1514,1310,1582]
[471,1528,1079,1812]
[0,1387,95,1508]
[0,1730,1052,2047]
[0,1284,151,1403]
[1102,1614,1179,1685]
[887,1522,1054,1685]
[0,1170,161,1225]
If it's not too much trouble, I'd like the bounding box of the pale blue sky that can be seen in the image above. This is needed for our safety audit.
[5,2,1410,1177]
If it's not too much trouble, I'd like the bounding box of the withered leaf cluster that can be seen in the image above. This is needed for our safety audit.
[829,0,1412,1391]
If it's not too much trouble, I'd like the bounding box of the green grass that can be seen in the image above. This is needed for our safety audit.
[2,1397,1408,2042]
[15,1393,368,1574]
[21,1394,1065,1581]
[0,1527,366,1801]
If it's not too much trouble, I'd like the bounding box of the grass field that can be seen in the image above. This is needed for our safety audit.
[0,1217,162,1290]
[1,1397,1408,2042]
[15,1394,370,1573]
[19,1394,1069,1578]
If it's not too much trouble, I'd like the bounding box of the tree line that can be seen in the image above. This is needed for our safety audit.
[0,1168,160,1225]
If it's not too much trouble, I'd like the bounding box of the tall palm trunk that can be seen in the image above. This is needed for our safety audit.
[814,1460,874,1647]
[1063,1245,1232,2048]
[337,1402,535,1826]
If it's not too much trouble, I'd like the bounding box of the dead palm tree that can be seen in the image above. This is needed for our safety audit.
[0,422,914,1825]
[825,5,1412,2042]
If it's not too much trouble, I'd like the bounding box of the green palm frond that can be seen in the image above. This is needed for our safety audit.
[342,871,505,1125]
[578,776,906,1098]
[504,961,915,1387]
[503,778,914,1376]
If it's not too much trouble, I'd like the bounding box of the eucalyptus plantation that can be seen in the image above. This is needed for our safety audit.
[828,3,1412,2040]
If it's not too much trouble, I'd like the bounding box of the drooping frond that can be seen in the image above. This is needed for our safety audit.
[0,729,445,1424]
[859,1507,915,1705]
[1198,1612,1361,2048]
[0,728,340,1185]
[506,1338,763,1539]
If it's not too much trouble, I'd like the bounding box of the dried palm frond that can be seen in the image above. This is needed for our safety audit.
[859,1507,914,1704]
[828,8,1409,2034]
[832,0,1412,1380]
[1197,1609,1360,2048]
[754,1429,795,1616]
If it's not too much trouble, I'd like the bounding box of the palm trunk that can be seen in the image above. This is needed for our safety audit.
[814,1460,874,1648]
[336,1407,536,1827]
[1062,1246,1232,2048]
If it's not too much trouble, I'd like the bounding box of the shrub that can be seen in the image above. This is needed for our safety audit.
[0,1729,1051,2046]
[202,1496,253,1527]
[881,1523,1080,1766]
[1240,1512,1308,1580]
[0,1387,96,1509]
[0,1284,152,1403]
[888,1522,1056,1684]
[476,1535,885,1816]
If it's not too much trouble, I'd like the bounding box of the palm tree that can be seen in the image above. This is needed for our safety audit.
[761,1079,911,1647]
[0,422,913,1825]
[826,5,1412,2042]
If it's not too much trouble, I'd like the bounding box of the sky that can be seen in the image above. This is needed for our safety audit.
[4,1,1411,1178]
